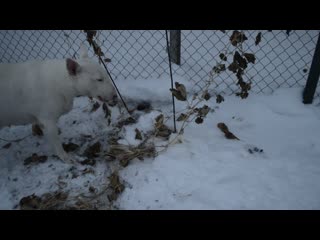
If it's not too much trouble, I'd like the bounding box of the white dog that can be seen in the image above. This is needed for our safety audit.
[0,47,118,162]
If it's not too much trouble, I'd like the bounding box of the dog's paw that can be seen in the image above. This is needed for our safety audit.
[56,151,74,164]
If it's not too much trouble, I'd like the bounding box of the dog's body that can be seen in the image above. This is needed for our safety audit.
[0,48,117,162]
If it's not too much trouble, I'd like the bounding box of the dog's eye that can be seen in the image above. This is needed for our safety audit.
[97,78,103,82]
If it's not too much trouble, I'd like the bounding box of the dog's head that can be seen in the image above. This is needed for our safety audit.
[66,46,118,106]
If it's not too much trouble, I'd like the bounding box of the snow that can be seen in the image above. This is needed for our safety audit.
[0,96,119,209]
[1,73,320,209]
[115,80,320,210]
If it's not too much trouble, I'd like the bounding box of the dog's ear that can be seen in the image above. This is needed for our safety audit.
[66,58,81,76]
[79,44,89,59]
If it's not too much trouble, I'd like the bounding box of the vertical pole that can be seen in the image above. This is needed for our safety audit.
[303,33,320,104]
[166,30,177,133]
[169,30,181,66]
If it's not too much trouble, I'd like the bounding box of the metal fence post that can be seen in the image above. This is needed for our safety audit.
[169,30,181,65]
[303,33,320,104]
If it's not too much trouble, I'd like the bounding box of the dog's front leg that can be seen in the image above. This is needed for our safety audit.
[40,119,73,163]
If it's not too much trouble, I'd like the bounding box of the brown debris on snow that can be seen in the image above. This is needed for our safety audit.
[217,122,240,140]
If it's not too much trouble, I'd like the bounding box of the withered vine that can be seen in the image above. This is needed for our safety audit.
[81,30,286,166]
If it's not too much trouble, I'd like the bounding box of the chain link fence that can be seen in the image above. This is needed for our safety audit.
[1,30,319,97]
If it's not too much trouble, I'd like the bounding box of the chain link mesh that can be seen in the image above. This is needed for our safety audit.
[1,30,319,97]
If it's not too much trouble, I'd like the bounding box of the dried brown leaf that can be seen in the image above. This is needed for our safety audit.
[84,142,101,158]
[177,113,188,121]
[2,143,11,149]
[32,124,43,136]
[24,154,48,165]
[244,53,256,64]
[195,117,203,124]
[135,128,143,140]
[255,32,262,46]
[228,61,239,73]
[217,122,239,140]
[80,158,96,166]
[219,53,227,61]
[234,51,247,69]
[216,94,225,104]
[19,194,42,210]
[62,143,79,153]
[202,90,211,101]
[230,31,248,47]
[90,101,100,113]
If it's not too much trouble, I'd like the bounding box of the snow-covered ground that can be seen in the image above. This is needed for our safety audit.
[117,81,320,210]
[1,75,320,209]
[0,95,121,209]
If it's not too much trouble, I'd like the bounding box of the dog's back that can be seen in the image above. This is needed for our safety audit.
[0,60,67,127]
